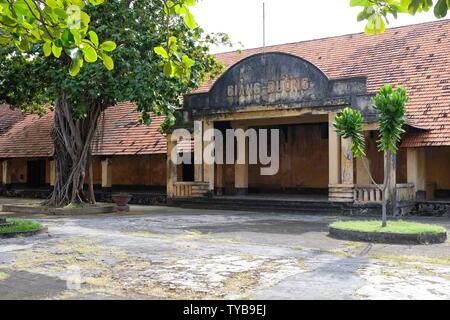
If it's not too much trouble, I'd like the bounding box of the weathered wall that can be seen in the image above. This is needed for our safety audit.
[426,147,450,190]
[110,154,166,186]
[364,131,407,184]
[245,123,329,191]
[10,158,27,184]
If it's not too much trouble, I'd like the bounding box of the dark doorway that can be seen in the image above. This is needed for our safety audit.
[27,160,46,187]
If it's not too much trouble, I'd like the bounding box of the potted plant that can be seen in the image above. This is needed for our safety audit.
[111,192,132,212]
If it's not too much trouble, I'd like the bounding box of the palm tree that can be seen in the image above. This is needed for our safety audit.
[333,85,408,227]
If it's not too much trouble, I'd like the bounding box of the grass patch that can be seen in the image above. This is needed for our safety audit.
[0,219,43,234]
[330,220,446,235]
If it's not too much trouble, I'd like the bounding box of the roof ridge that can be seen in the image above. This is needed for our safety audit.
[216,18,450,56]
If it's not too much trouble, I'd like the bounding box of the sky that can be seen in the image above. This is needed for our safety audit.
[191,0,440,53]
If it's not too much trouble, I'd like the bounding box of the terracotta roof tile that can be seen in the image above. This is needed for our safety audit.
[0,102,167,158]
[0,105,53,158]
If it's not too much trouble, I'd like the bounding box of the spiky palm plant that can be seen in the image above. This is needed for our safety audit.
[334,85,408,227]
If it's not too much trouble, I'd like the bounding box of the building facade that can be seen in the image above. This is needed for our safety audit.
[1,20,450,214]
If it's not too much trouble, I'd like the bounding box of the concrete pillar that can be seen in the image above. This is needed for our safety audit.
[2,160,11,185]
[194,120,203,182]
[101,157,112,188]
[166,133,178,198]
[341,137,354,185]
[203,120,215,192]
[234,124,248,195]
[407,147,426,200]
[49,160,56,187]
[328,113,341,186]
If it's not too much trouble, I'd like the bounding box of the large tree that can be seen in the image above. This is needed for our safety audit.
[0,0,227,206]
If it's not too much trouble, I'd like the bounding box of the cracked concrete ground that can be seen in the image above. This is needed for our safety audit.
[0,197,449,300]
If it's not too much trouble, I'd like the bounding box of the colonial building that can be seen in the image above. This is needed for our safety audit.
[1,20,450,213]
[0,102,167,204]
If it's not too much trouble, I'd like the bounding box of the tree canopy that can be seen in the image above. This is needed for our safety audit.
[0,0,228,129]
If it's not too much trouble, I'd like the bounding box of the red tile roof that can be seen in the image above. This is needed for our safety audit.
[0,104,26,135]
[0,103,166,158]
[0,105,53,158]
[92,102,166,156]
[193,19,450,147]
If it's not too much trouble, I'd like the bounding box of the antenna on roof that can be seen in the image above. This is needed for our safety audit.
[263,1,266,50]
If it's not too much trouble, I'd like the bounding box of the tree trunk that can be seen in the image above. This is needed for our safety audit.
[46,94,102,207]
[391,152,397,217]
[88,156,96,205]
[381,151,390,227]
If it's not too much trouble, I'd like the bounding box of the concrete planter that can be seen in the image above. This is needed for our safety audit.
[1,204,115,215]
[111,195,132,212]
[329,227,447,245]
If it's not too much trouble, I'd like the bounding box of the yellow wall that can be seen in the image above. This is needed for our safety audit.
[10,159,27,184]
[247,124,329,190]
[426,147,450,190]
[364,131,407,184]
[111,154,166,186]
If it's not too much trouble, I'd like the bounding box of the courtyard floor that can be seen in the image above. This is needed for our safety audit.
[0,197,449,300]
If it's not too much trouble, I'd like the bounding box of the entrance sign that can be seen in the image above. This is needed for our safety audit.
[183,52,371,117]
[210,52,328,108]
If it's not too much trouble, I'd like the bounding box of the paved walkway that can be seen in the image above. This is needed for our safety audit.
[0,197,449,300]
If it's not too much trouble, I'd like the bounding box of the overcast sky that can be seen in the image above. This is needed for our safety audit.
[191,0,439,53]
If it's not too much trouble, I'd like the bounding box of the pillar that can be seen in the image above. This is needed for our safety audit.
[407,147,426,200]
[101,157,112,188]
[194,120,203,182]
[328,113,340,185]
[49,160,56,187]
[234,124,248,195]
[166,133,178,198]
[203,120,215,192]
[2,160,11,186]
[341,137,354,185]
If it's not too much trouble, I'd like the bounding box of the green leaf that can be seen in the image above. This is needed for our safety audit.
[88,31,99,47]
[69,57,82,77]
[82,45,98,62]
[100,52,114,70]
[182,55,195,68]
[434,0,448,18]
[99,41,116,52]
[89,0,105,5]
[52,43,62,58]
[350,0,370,7]
[164,60,175,77]
[183,11,196,29]
[154,46,169,59]
[43,42,52,57]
